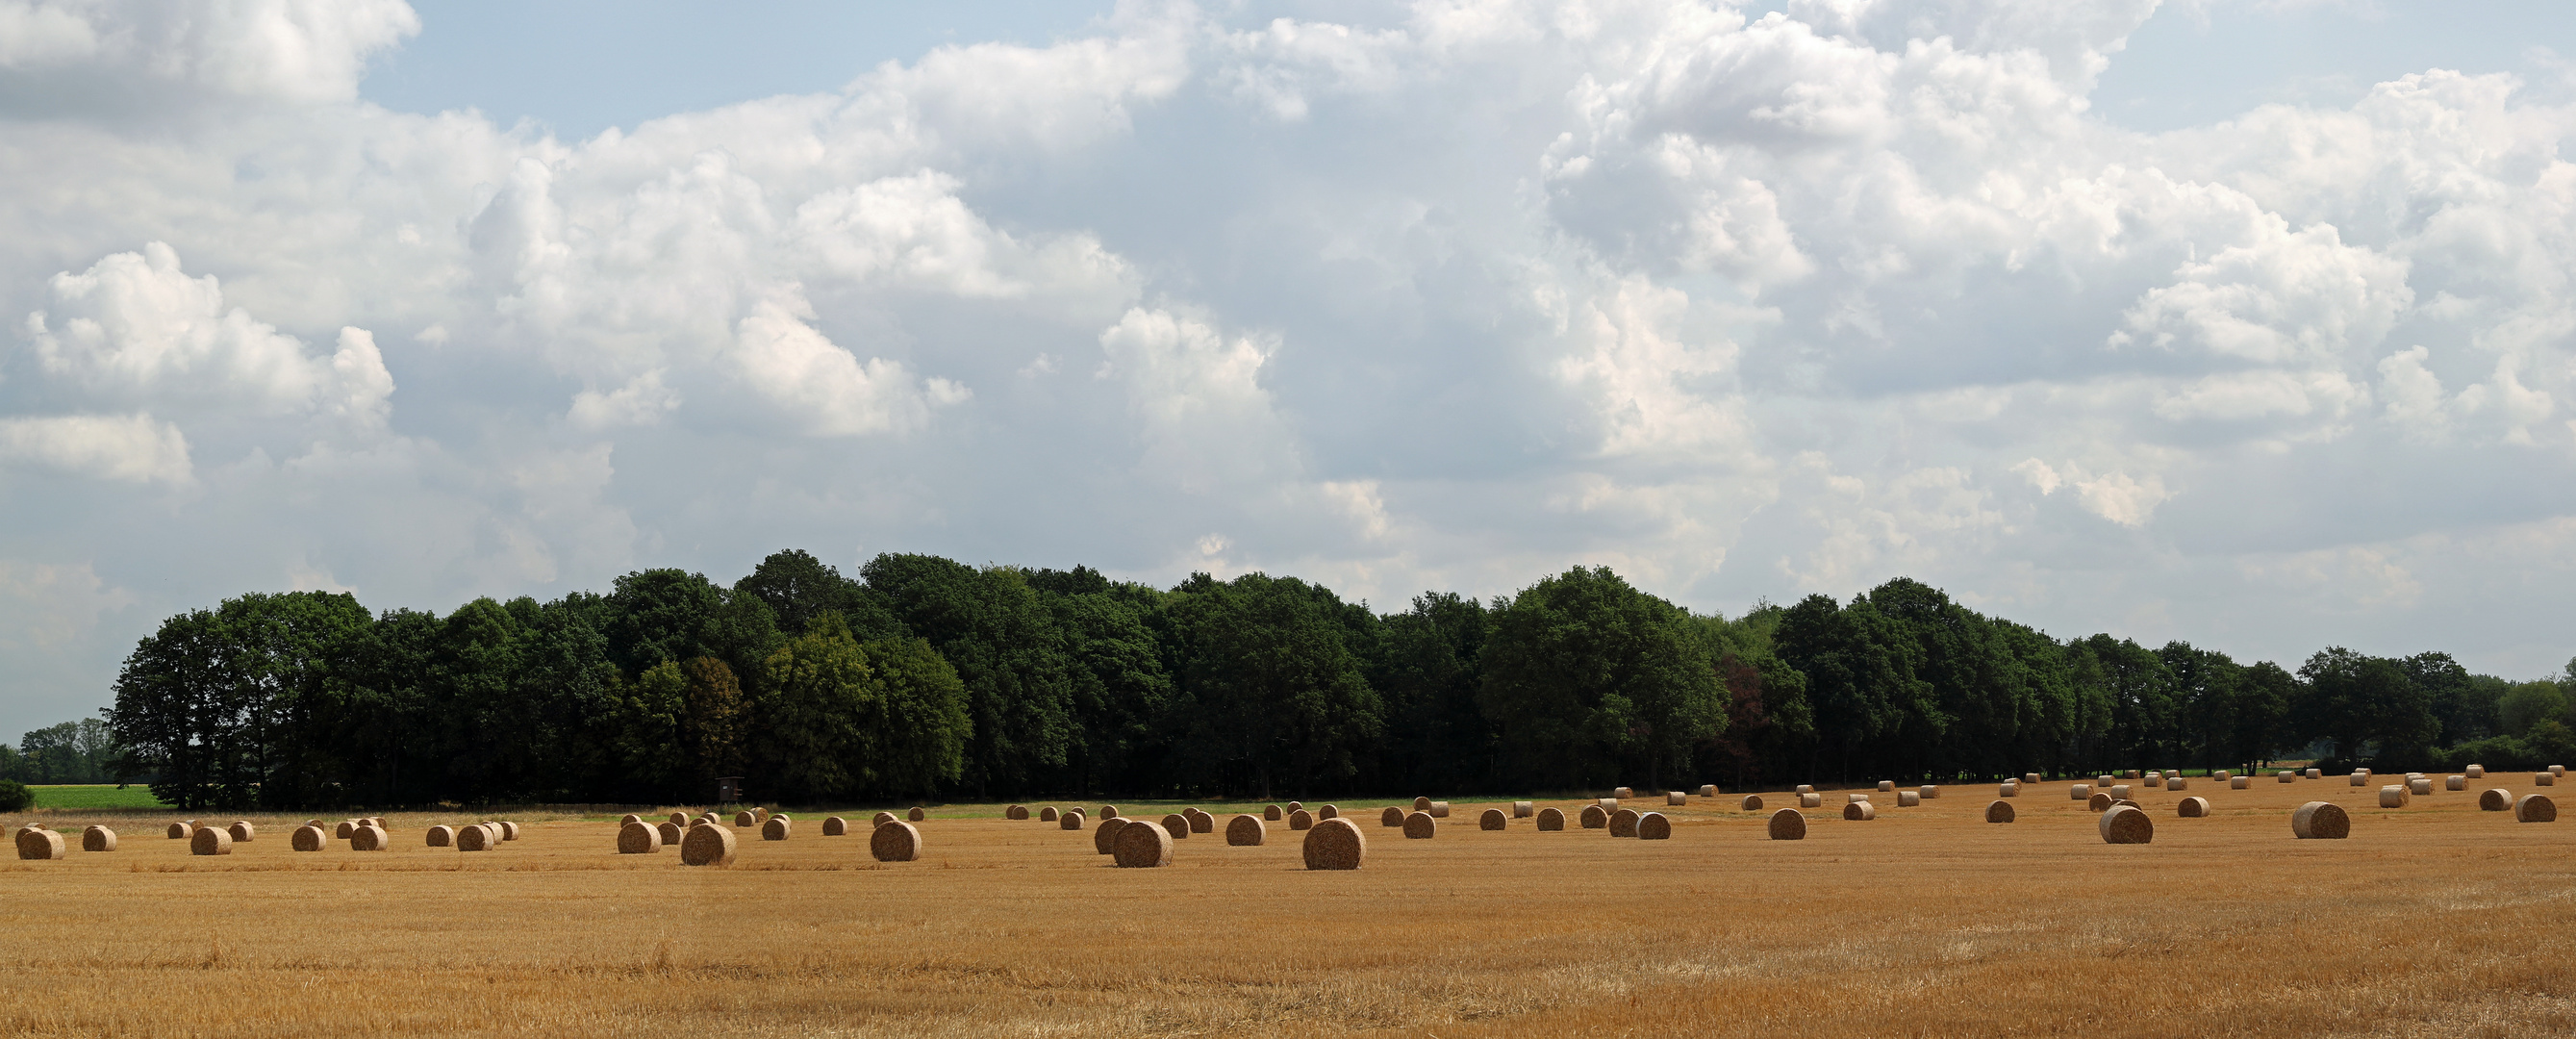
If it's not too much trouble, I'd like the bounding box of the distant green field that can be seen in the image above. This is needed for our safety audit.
[28,784,169,809]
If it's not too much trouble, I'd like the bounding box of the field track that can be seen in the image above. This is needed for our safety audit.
[3,776,2571,1037]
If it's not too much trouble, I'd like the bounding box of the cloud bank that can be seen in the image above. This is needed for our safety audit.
[4,0,2575,732]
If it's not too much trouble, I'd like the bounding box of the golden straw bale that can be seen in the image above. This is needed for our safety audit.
[734,811,755,827]
[2229,776,2248,790]
[1742,795,1764,811]
[2177,797,2210,818]
[618,822,662,853]
[426,825,454,847]
[290,825,325,851]
[2445,775,2466,791]
[2145,773,2161,788]
[2466,764,2486,778]
[2168,776,2189,791]
[221,821,251,842]
[681,823,737,866]
[2097,774,2115,785]
[2024,773,2041,784]
[1897,791,1920,807]
[2514,794,2556,823]
[2070,783,2092,800]
[2350,773,2370,787]
[2087,792,2113,811]
[17,827,65,860]
[871,821,922,862]
[908,807,926,821]
[1999,782,2019,798]
[189,826,233,856]
[1797,784,1815,795]
[1040,807,1058,822]
[1159,814,1190,839]
[1598,798,1619,810]
[1288,809,1313,830]
[2109,784,2132,800]
[1301,817,1365,870]
[1768,808,1807,840]
[350,825,390,851]
[1381,806,1406,827]
[499,822,518,841]
[1984,799,2014,823]
[822,816,846,836]
[1698,785,1718,797]
[458,824,495,851]
[1093,817,1127,854]
[1877,781,1894,792]
[2557,766,2567,776]
[1402,811,1435,839]
[1188,810,1213,833]
[1614,787,1633,798]
[1478,808,1506,830]
[1225,815,1265,846]
[2124,770,2141,780]
[1318,804,1339,820]
[1666,792,1686,806]
[1099,806,1120,819]
[1847,793,1870,803]
[2291,801,2351,839]
[669,812,689,826]
[1843,801,1875,821]
[2409,777,2433,796]
[1428,801,1450,818]
[81,825,115,852]
[1265,804,1282,822]
[167,821,192,840]
[873,812,897,826]
[1060,809,1085,830]
[2280,772,2296,783]
[2480,788,2513,811]
[2378,785,2411,808]
[1513,801,1534,818]
[620,814,641,825]
[657,822,682,844]
[2305,768,2322,778]
[2537,773,2557,787]
[1112,819,1172,867]
[752,807,770,825]
[1636,812,1672,839]
[762,816,791,841]
[1921,785,1940,799]
[1799,793,1822,808]
[2214,771,2232,781]
[2098,804,2154,844]
[1287,801,1303,812]
[1536,806,1567,830]
[1006,805,1028,820]
[1414,797,1433,811]
[1579,804,1608,829]
[332,821,353,839]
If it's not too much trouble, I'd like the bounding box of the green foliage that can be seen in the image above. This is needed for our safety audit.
[1479,567,1722,789]
[0,779,30,811]
[1166,571,1382,797]
[25,783,165,809]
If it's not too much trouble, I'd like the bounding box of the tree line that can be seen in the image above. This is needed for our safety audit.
[91,550,2576,810]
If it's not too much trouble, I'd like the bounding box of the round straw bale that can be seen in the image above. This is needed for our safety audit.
[1847,793,1870,804]
[1318,804,1339,820]
[1113,819,1172,867]
[2087,792,2113,811]
[2024,773,2041,784]
[2109,784,2132,800]
[351,825,390,851]
[1006,804,1027,820]
[1060,810,1084,830]
[1264,804,1282,822]
[1579,804,1608,829]
[908,806,926,821]
[426,824,454,847]
[1636,812,1672,839]
[1598,798,1619,809]
[620,814,641,825]
[1920,785,1940,800]
[2280,772,2296,783]
[1301,816,1365,870]
[189,825,234,856]
[731,811,753,826]
[1093,817,1127,853]
[1414,797,1432,811]
[658,822,682,844]
[2350,773,2369,787]
[618,821,662,853]
[1289,809,1313,830]
[1742,795,1764,811]
[1769,808,1807,839]
[1040,806,1058,822]
[1699,785,1718,797]
[81,825,115,852]
[871,821,922,861]
[219,821,250,842]
[2145,773,2161,788]
[1614,786,1633,798]
[458,824,495,851]
[2215,771,2234,781]
[1188,810,1213,833]
[1512,800,1533,818]
[2097,774,2114,785]
[1799,793,1822,808]
[2537,772,2558,787]
[2466,764,2486,778]
[1897,790,1920,807]
[2168,776,2189,791]
[2445,775,2466,791]
[1666,792,1686,806]
[2305,768,2322,778]
[1378,806,1406,827]
[2069,784,2092,800]
[752,807,770,825]
[2221,775,2243,790]
[2480,788,2513,811]
[669,812,689,826]
[1159,814,1190,839]
[1287,801,1303,811]
[2556,766,2567,777]
[2514,794,2556,823]
[1226,815,1265,846]
[16,827,65,860]
[1877,781,1894,792]
[1537,807,1566,830]
[822,816,846,836]
[166,821,192,839]
[873,811,897,826]
[2290,800,2350,839]
[1999,782,2019,798]
[698,813,719,826]
[1478,808,1506,830]
[1984,799,2015,823]
[2098,805,2153,844]
[1428,801,1450,818]
[1843,800,1875,821]
[762,816,791,841]
[332,820,353,839]
[2409,777,2432,796]
[1099,806,1120,819]
[2177,797,2210,818]
[1402,811,1435,839]
[291,825,325,851]
[499,822,518,841]
[682,823,737,866]
[1797,784,1815,795]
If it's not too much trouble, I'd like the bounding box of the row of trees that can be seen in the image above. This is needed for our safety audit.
[0,719,118,784]
[96,551,2576,810]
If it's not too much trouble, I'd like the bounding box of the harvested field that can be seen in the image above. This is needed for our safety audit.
[0,783,2569,1038]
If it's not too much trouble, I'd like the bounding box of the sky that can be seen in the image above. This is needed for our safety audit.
[2,0,2575,737]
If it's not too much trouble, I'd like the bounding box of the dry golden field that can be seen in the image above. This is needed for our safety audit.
[3,774,2572,1038]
